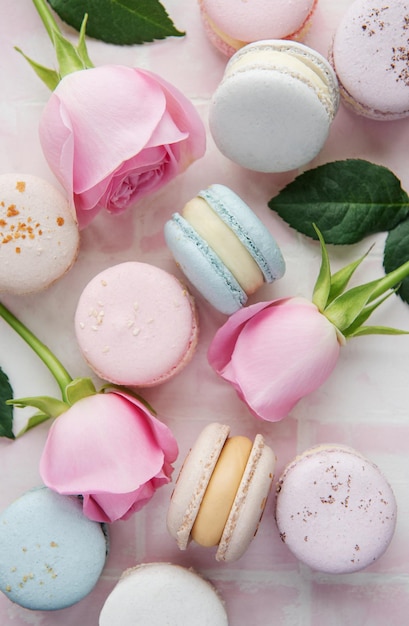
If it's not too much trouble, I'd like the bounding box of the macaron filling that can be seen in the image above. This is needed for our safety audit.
[225,47,335,116]
[182,196,264,294]
[191,436,253,547]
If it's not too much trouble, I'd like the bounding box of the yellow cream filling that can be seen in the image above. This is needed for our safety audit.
[182,197,264,294]
[226,48,332,110]
[191,436,253,547]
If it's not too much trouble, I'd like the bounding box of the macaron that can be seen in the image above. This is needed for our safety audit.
[164,184,285,315]
[167,422,276,562]
[199,0,318,57]
[0,486,108,610]
[99,563,228,626]
[75,261,199,387]
[0,173,79,294]
[330,0,409,120]
[209,40,340,173]
[275,444,397,574]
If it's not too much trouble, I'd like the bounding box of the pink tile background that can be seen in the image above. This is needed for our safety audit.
[1,0,409,624]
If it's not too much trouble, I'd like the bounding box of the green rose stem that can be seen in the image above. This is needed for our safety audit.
[15,0,93,90]
[0,302,97,436]
[0,302,72,398]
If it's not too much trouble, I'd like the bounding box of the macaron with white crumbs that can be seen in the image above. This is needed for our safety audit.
[75,261,199,387]
[275,444,397,573]
[199,0,318,57]
[0,173,79,294]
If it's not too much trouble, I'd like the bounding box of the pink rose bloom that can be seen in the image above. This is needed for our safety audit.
[208,297,342,422]
[39,65,206,228]
[39,390,178,523]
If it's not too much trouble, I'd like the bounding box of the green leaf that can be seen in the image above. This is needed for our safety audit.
[0,367,15,440]
[65,377,96,405]
[15,412,51,438]
[48,0,184,45]
[268,159,409,244]
[384,219,409,304]
[7,395,69,418]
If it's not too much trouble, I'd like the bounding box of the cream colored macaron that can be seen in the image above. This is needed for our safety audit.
[167,422,276,562]
[99,563,228,626]
[0,173,79,294]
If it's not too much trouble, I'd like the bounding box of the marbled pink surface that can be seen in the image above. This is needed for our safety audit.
[1,1,409,624]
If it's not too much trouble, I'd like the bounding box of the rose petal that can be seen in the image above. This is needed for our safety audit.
[209,297,340,421]
[40,392,177,495]
[39,65,206,228]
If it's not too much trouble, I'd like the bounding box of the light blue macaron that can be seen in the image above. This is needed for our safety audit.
[0,486,108,610]
[164,184,285,315]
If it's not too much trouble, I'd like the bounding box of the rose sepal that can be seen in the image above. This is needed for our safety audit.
[14,412,51,437]
[311,226,409,338]
[16,0,93,89]
[65,377,97,405]
[6,395,69,417]
[100,383,157,416]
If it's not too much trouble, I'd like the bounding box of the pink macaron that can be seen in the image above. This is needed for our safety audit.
[275,444,397,573]
[75,262,199,387]
[199,0,318,57]
[330,0,409,120]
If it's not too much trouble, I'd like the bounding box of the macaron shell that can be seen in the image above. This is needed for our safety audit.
[200,184,285,283]
[0,173,79,294]
[99,563,228,626]
[75,261,198,386]
[0,487,108,610]
[201,0,317,42]
[209,41,339,172]
[167,423,230,549]
[331,0,409,120]
[164,215,247,314]
[216,435,276,562]
[275,445,397,573]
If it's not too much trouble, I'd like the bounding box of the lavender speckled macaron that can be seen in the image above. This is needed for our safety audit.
[330,0,409,120]
[275,444,397,574]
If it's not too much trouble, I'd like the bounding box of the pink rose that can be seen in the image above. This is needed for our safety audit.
[39,65,206,228]
[208,297,341,422]
[39,390,178,523]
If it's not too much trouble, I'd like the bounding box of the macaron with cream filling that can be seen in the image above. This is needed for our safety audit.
[164,184,285,314]
[99,563,228,626]
[199,0,318,57]
[330,0,409,120]
[0,173,79,294]
[167,422,276,562]
[209,40,340,172]
[0,486,108,610]
[75,261,198,387]
[275,444,397,573]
